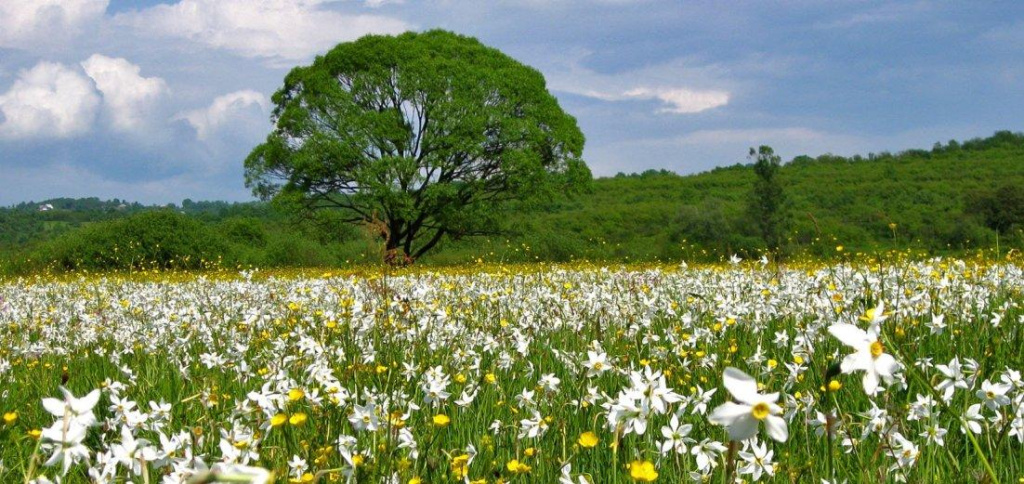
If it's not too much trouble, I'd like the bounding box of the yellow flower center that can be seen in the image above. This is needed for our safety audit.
[751,402,770,420]
[870,341,884,358]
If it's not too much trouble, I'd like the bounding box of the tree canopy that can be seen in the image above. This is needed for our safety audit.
[244,30,590,261]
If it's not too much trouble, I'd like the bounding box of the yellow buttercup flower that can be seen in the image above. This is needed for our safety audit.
[506,459,531,474]
[578,431,599,448]
[2,412,16,425]
[289,412,308,426]
[270,413,288,427]
[433,414,450,427]
[288,388,305,402]
[629,460,658,482]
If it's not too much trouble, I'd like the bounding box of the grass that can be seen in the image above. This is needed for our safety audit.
[1,256,1023,483]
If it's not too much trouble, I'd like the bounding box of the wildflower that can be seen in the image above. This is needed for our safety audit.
[935,357,969,402]
[112,426,156,476]
[41,421,91,475]
[977,379,1012,411]
[629,460,658,482]
[708,367,788,442]
[691,438,727,472]
[659,414,695,455]
[41,387,101,429]
[506,459,531,474]
[289,413,308,426]
[270,413,288,427]
[578,431,599,448]
[584,350,611,377]
[349,403,379,432]
[288,388,305,402]
[539,373,561,393]
[737,440,775,481]
[828,319,899,394]
[518,411,548,439]
[960,404,984,434]
[920,423,947,447]
[2,412,16,425]
[432,414,450,427]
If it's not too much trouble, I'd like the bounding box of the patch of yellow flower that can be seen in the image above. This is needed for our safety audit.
[629,460,658,482]
[578,431,599,448]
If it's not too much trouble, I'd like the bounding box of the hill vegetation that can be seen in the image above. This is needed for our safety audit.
[2,130,1023,273]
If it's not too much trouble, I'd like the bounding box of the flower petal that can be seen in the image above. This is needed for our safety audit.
[841,351,873,373]
[726,414,759,441]
[862,369,880,394]
[829,323,869,349]
[722,367,758,404]
[765,415,789,442]
[874,353,899,378]
[709,401,749,425]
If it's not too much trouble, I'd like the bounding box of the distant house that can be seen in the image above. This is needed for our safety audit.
[38,203,54,212]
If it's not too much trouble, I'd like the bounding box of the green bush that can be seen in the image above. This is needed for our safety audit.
[28,211,232,272]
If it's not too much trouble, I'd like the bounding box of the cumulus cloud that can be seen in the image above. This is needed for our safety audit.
[81,54,169,133]
[176,90,269,141]
[0,62,101,140]
[114,0,411,63]
[0,0,108,49]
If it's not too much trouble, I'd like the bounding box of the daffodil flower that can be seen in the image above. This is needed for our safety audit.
[708,367,788,442]
[828,321,899,395]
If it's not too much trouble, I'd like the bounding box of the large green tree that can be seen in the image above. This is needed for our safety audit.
[245,30,590,261]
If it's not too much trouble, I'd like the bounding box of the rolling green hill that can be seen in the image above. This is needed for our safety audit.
[484,131,1024,261]
[2,130,1023,273]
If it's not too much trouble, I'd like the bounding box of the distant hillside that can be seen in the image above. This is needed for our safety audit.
[2,130,1022,271]
[481,130,1024,261]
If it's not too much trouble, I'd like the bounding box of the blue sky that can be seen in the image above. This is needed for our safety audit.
[1,1,1022,205]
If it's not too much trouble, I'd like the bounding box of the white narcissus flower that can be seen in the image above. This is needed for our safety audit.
[42,387,101,429]
[976,380,1012,411]
[708,367,788,442]
[828,321,899,394]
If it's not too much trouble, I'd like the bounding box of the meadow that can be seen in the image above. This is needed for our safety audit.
[1,257,1023,483]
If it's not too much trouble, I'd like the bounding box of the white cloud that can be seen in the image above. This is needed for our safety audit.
[364,0,404,7]
[623,87,729,114]
[574,86,729,114]
[115,0,411,63]
[81,54,169,133]
[0,62,100,140]
[0,0,108,49]
[177,90,269,141]
[542,52,732,115]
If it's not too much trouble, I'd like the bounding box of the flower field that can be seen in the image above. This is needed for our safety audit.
[1,259,1023,483]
